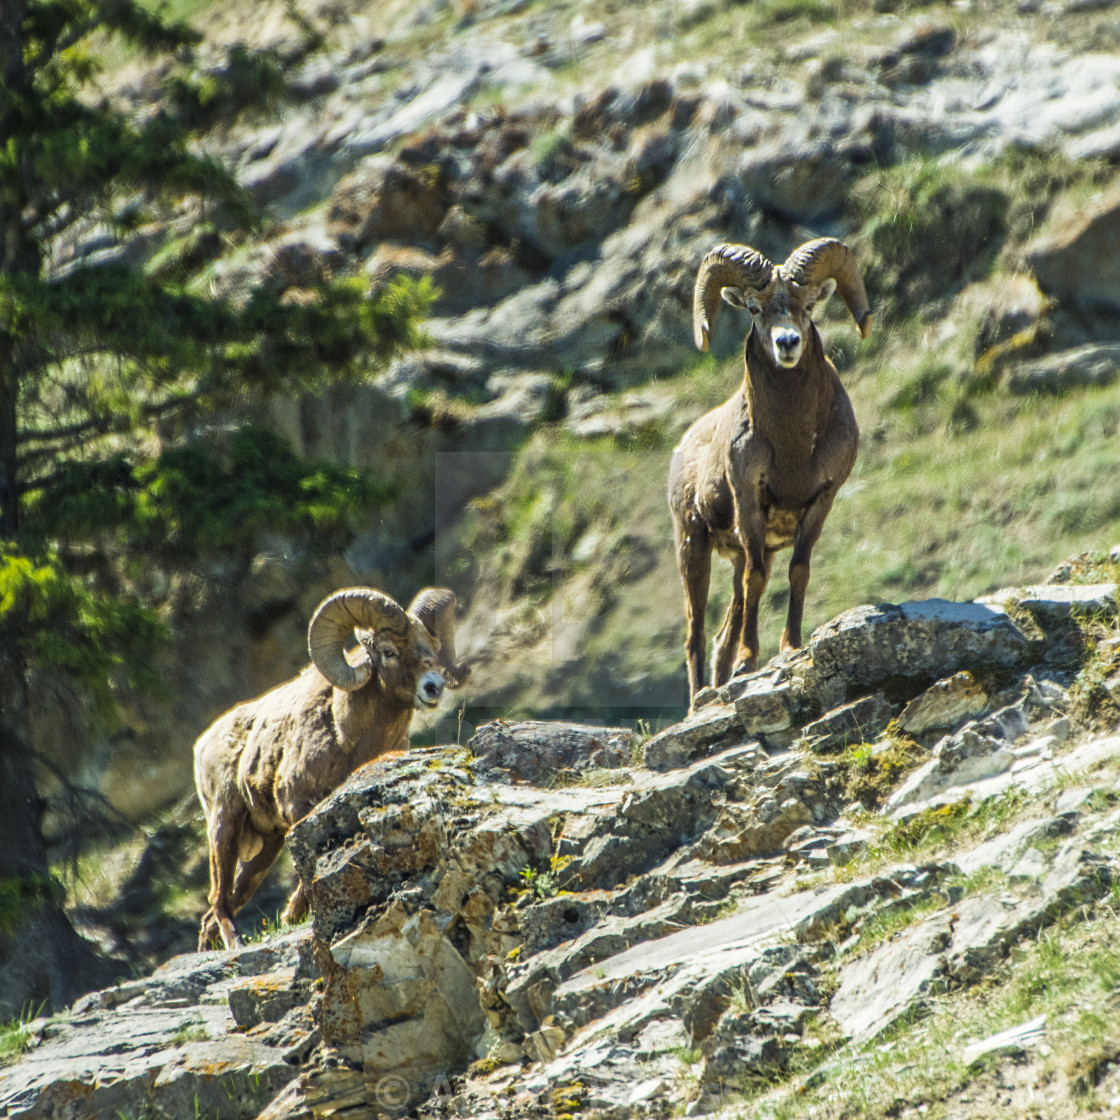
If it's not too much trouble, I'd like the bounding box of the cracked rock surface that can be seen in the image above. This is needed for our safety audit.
[5,582,1120,1119]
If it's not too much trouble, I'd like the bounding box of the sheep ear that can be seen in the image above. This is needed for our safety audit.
[357,629,387,671]
[720,286,752,310]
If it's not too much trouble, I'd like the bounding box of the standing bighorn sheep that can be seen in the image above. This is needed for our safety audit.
[669,237,872,707]
[193,586,468,950]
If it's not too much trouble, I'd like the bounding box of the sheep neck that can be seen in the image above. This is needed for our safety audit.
[742,326,835,465]
[331,685,414,763]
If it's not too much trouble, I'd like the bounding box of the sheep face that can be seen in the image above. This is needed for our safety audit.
[722,277,836,369]
[358,625,447,710]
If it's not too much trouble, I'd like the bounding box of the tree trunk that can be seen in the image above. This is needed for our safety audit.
[1,0,28,536]
[0,339,19,536]
[0,649,123,1021]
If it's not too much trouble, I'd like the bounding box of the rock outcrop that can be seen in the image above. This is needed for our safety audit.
[9,577,1119,1119]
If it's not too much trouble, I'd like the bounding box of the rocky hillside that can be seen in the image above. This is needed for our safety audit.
[36,0,1120,828]
[6,556,1120,1118]
[10,0,1120,1111]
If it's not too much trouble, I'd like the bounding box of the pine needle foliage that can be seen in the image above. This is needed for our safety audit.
[0,542,167,712]
[26,426,393,555]
[0,1,428,812]
[1,0,431,538]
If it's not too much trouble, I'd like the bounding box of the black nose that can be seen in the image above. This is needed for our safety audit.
[423,680,441,697]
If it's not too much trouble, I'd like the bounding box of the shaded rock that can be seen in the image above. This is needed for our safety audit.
[732,675,795,738]
[364,244,475,314]
[533,171,634,257]
[696,787,815,864]
[700,1027,787,1089]
[327,155,448,252]
[874,23,956,87]
[785,825,849,866]
[737,141,859,223]
[833,841,1115,1045]
[970,273,1049,353]
[798,599,1032,714]
[643,703,741,770]
[265,229,343,289]
[328,904,488,1094]
[1006,845,1049,884]
[1026,185,1120,312]
[827,827,873,866]
[242,552,302,619]
[0,935,309,1120]
[547,875,898,1036]
[469,721,632,783]
[898,671,988,736]
[800,694,895,753]
[228,967,306,1028]
[829,913,953,1043]
[1005,343,1120,395]
[887,705,1029,812]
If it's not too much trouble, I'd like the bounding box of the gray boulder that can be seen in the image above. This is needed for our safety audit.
[1026,185,1120,312]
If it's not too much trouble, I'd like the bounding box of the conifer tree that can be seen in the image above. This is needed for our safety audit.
[0,0,427,1015]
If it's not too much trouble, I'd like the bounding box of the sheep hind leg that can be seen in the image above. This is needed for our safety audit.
[282,880,309,925]
[228,830,286,925]
[711,553,746,688]
[200,806,248,951]
[677,521,713,708]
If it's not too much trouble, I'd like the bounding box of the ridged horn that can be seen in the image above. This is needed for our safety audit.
[692,244,774,352]
[781,237,873,339]
[408,587,470,689]
[308,588,409,692]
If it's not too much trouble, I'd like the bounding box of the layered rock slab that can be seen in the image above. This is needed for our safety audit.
[0,934,311,1120]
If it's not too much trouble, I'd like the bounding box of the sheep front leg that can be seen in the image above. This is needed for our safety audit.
[781,490,837,652]
[732,502,772,676]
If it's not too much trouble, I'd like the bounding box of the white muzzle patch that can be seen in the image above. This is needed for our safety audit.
[771,325,803,368]
[416,670,445,709]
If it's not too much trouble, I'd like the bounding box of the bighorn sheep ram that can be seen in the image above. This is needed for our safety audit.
[669,237,872,707]
[193,586,468,950]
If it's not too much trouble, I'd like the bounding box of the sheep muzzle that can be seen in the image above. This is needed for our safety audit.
[415,670,446,709]
[771,325,803,367]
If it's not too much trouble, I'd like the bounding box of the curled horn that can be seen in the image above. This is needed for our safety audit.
[408,588,470,689]
[692,244,774,352]
[782,237,873,339]
[308,588,409,691]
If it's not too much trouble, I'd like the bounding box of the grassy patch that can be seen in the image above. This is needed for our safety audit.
[242,910,287,944]
[0,1004,44,1067]
[0,1019,32,1066]
[848,867,1005,958]
[750,0,839,23]
[171,1019,210,1045]
[851,157,1010,319]
[739,907,1120,1118]
[833,732,927,809]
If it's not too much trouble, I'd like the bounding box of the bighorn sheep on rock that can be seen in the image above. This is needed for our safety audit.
[669,237,872,707]
[193,586,469,950]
